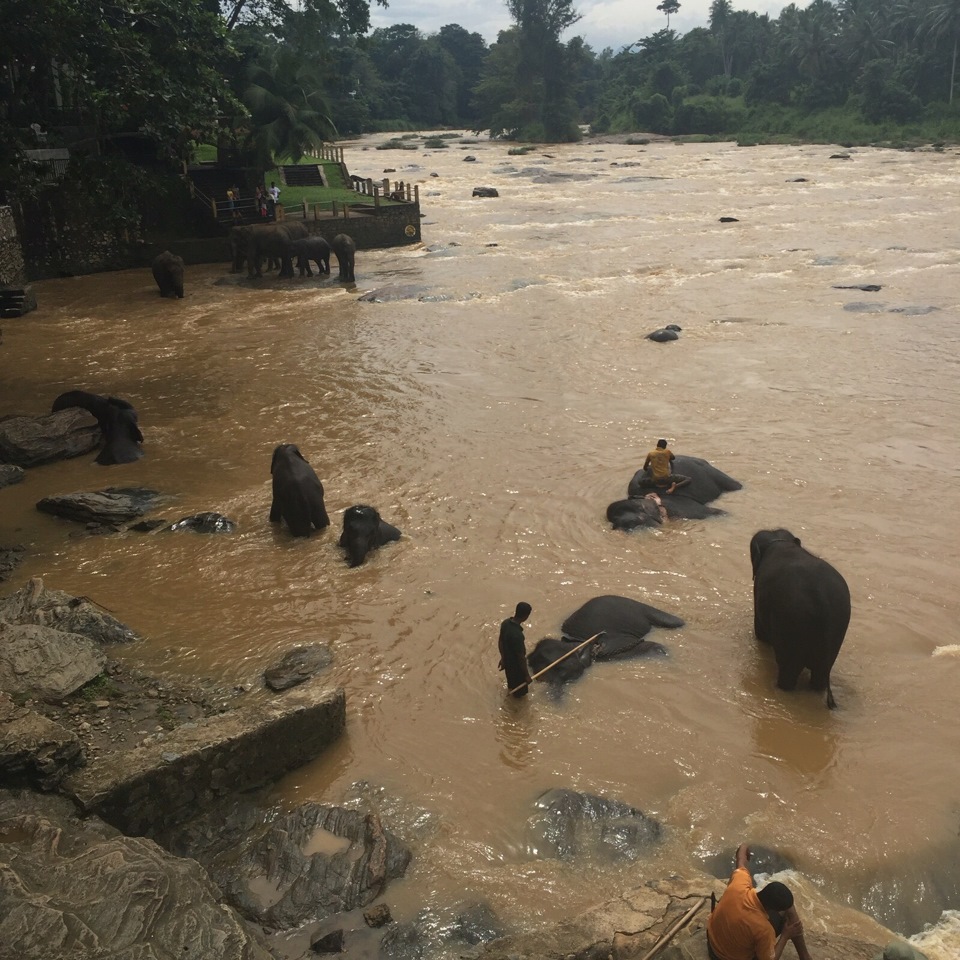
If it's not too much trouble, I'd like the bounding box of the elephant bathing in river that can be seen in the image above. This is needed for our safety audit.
[339,504,401,567]
[248,222,309,278]
[607,455,742,529]
[527,595,684,687]
[269,444,329,537]
[151,251,184,298]
[288,235,331,277]
[750,528,850,709]
[331,233,356,282]
[51,390,143,465]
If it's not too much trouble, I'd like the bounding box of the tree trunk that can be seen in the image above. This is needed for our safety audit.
[951,37,958,105]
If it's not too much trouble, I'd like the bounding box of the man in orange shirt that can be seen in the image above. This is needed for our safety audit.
[707,843,812,960]
[639,439,691,495]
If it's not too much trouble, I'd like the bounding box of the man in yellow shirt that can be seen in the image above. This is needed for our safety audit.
[707,844,812,960]
[639,439,691,495]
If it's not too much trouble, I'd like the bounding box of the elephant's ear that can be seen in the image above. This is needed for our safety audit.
[793,536,802,546]
[270,447,281,473]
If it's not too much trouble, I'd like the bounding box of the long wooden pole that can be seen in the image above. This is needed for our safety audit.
[636,897,707,960]
[508,632,603,695]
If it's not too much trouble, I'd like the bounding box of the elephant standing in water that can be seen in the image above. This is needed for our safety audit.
[248,222,309,278]
[607,455,742,529]
[750,528,850,709]
[151,251,184,298]
[269,444,329,537]
[331,233,356,282]
[339,505,400,567]
[51,390,143,465]
[288,235,331,277]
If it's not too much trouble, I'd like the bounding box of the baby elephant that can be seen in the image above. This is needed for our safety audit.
[52,390,144,465]
[152,250,185,298]
[269,444,330,537]
[331,233,356,282]
[289,236,331,277]
[339,504,401,567]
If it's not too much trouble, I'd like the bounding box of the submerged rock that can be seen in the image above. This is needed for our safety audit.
[0,464,25,487]
[264,644,333,691]
[36,486,161,526]
[168,512,237,533]
[0,544,26,582]
[527,787,663,861]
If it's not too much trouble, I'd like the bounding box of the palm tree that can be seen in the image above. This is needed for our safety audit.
[243,46,337,166]
[657,0,681,29]
[922,0,960,102]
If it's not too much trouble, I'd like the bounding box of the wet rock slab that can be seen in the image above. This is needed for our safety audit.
[0,621,106,701]
[36,486,161,525]
[0,408,100,467]
[0,789,273,960]
[0,577,140,643]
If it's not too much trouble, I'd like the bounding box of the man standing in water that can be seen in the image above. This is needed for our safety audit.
[639,438,691,495]
[707,843,813,960]
[498,602,533,697]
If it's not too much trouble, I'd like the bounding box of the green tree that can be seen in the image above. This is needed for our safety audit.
[923,0,960,102]
[242,44,337,165]
[657,0,681,29]
[436,25,490,125]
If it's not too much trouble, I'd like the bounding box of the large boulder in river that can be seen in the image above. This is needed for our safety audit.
[527,788,663,861]
[36,486,161,526]
[0,577,140,644]
[0,621,106,701]
[0,789,274,960]
[162,801,412,931]
[0,408,100,467]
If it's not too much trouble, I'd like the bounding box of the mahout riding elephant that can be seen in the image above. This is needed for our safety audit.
[610,455,741,526]
[51,390,143,465]
[331,233,356,282]
[339,504,401,567]
[269,443,329,537]
[151,251,184,298]
[750,528,851,709]
[562,595,682,660]
[248,222,309,278]
[288,235,331,277]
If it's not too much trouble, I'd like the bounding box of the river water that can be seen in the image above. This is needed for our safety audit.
[2,136,958,951]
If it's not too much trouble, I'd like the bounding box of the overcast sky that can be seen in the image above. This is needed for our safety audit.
[368,0,805,53]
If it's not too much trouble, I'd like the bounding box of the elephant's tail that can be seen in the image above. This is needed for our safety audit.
[826,682,837,710]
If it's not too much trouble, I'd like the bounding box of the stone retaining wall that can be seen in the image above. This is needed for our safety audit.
[64,684,346,837]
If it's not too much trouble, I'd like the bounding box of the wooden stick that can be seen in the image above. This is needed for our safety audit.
[636,897,707,960]
[508,632,603,694]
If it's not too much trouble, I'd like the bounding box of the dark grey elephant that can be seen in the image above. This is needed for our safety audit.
[288,235,331,277]
[562,595,682,659]
[51,390,143,465]
[269,444,329,537]
[248,222,309,278]
[339,504,400,567]
[609,455,742,526]
[750,528,851,709]
[151,251,184,298]
[331,233,356,282]
[229,224,277,274]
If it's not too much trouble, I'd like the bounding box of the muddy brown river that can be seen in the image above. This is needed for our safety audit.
[2,136,958,951]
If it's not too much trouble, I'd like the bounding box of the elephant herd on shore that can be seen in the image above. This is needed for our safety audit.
[149,222,357,299]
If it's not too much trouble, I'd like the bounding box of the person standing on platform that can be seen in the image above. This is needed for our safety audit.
[498,602,533,698]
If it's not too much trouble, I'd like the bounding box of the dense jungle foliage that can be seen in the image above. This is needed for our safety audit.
[2,0,958,216]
